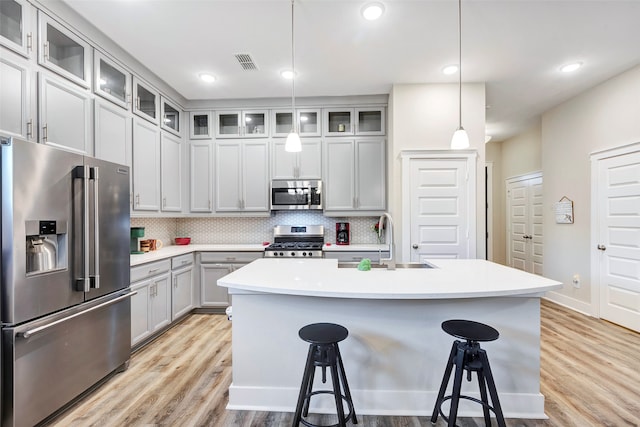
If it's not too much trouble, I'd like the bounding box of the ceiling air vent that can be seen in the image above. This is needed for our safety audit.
[234,53,258,71]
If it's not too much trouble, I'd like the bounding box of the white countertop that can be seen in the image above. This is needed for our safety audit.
[218,258,562,299]
[130,244,267,266]
[322,243,389,251]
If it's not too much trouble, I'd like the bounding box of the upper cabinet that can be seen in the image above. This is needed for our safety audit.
[0,50,34,140]
[189,111,212,139]
[0,0,34,57]
[324,107,385,136]
[160,96,181,136]
[94,51,130,110]
[38,11,91,88]
[133,76,159,124]
[215,110,268,138]
[272,108,321,138]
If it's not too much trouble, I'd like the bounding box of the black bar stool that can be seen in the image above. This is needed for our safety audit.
[292,323,357,427]
[431,319,506,427]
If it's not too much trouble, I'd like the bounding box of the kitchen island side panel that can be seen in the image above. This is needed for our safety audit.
[228,293,545,418]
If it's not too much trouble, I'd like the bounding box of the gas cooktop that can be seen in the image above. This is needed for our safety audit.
[264,225,324,258]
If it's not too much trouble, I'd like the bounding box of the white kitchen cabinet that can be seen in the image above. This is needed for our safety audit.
[132,117,160,211]
[160,131,182,212]
[130,259,172,347]
[189,111,212,139]
[132,76,159,124]
[94,98,131,166]
[94,51,130,110]
[272,138,321,179]
[215,140,269,212]
[0,0,35,57]
[160,96,181,136]
[271,108,321,138]
[198,252,263,308]
[38,11,91,88]
[171,254,194,320]
[190,141,213,212]
[324,107,385,136]
[38,72,91,154]
[324,138,386,213]
[0,50,34,140]
[215,110,268,138]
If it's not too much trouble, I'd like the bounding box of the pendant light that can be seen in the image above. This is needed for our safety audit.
[285,0,302,152]
[450,0,470,150]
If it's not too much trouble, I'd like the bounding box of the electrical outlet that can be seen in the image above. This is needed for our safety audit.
[572,274,580,288]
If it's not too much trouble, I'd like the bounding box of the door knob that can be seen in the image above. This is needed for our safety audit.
[597,244,607,251]
[412,244,418,249]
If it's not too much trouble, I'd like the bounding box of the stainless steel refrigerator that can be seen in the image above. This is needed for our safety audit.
[1,135,134,427]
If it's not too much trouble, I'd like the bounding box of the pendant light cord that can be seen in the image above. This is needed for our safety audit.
[458,0,462,128]
[291,0,296,132]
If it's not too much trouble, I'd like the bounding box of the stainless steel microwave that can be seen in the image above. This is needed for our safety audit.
[271,180,322,210]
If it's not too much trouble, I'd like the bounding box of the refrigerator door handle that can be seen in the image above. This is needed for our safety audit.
[90,166,100,289]
[17,291,137,339]
[74,165,91,292]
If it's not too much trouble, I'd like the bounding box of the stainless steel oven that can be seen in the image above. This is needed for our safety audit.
[270,180,322,210]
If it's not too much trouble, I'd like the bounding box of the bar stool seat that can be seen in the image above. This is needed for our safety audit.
[292,323,357,427]
[431,319,506,427]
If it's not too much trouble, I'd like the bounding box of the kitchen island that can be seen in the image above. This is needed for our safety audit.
[218,258,562,418]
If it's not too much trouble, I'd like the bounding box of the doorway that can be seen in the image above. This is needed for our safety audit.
[591,144,640,332]
[506,172,543,274]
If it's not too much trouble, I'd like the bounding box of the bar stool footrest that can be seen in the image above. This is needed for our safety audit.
[437,394,500,427]
[299,390,356,427]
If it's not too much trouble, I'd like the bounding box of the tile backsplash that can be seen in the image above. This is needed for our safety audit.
[131,212,385,246]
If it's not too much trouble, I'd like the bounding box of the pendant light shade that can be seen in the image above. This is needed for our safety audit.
[285,0,301,153]
[451,0,470,150]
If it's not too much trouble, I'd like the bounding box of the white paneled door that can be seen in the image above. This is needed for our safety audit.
[596,151,640,332]
[506,173,543,275]
[406,156,475,261]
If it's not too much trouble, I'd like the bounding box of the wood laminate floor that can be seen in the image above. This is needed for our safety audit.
[50,299,640,427]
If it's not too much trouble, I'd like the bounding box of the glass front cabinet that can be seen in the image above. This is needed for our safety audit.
[271,108,321,138]
[133,76,159,124]
[94,51,130,109]
[189,111,212,139]
[38,11,91,88]
[324,107,385,136]
[215,110,268,138]
[0,0,34,57]
[160,96,181,136]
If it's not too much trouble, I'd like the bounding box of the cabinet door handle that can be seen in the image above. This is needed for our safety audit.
[147,268,158,274]
[135,97,140,110]
[42,124,48,142]
[26,119,33,139]
[135,194,140,206]
[43,41,50,60]
[27,33,33,52]
[174,277,177,288]
[163,197,166,208]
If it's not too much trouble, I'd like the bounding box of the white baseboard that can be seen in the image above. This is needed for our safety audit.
[544,291,594,316]
[228,384,547,419]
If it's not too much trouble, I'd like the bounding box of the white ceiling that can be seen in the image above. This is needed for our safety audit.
[61,0,640,142]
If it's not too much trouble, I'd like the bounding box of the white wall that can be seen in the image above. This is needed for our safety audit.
[541,64,640,313]
[485,141,504,264]
[388,83,486,260]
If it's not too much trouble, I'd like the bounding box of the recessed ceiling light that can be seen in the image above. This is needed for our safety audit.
[442,65,458,75]
[199,73,216,83]
[560,62,582,73]
[281,70,296,79]
[362,2,385,20]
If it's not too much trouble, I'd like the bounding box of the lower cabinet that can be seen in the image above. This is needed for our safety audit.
[171,253,194,320]
[198,251,263,308]
[130,260,172,346]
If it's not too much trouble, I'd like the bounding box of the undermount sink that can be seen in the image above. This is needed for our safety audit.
[337,262,435,269]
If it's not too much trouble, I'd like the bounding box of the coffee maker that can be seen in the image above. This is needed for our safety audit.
[336,222,350,245]
[130,227,145,254]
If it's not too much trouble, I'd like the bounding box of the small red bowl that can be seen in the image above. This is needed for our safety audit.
[174,237,191,245]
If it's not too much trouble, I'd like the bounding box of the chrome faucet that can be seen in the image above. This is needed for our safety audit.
[378,212,395,270]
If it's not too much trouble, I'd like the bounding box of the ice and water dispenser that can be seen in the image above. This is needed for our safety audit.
[25,220,68,275]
